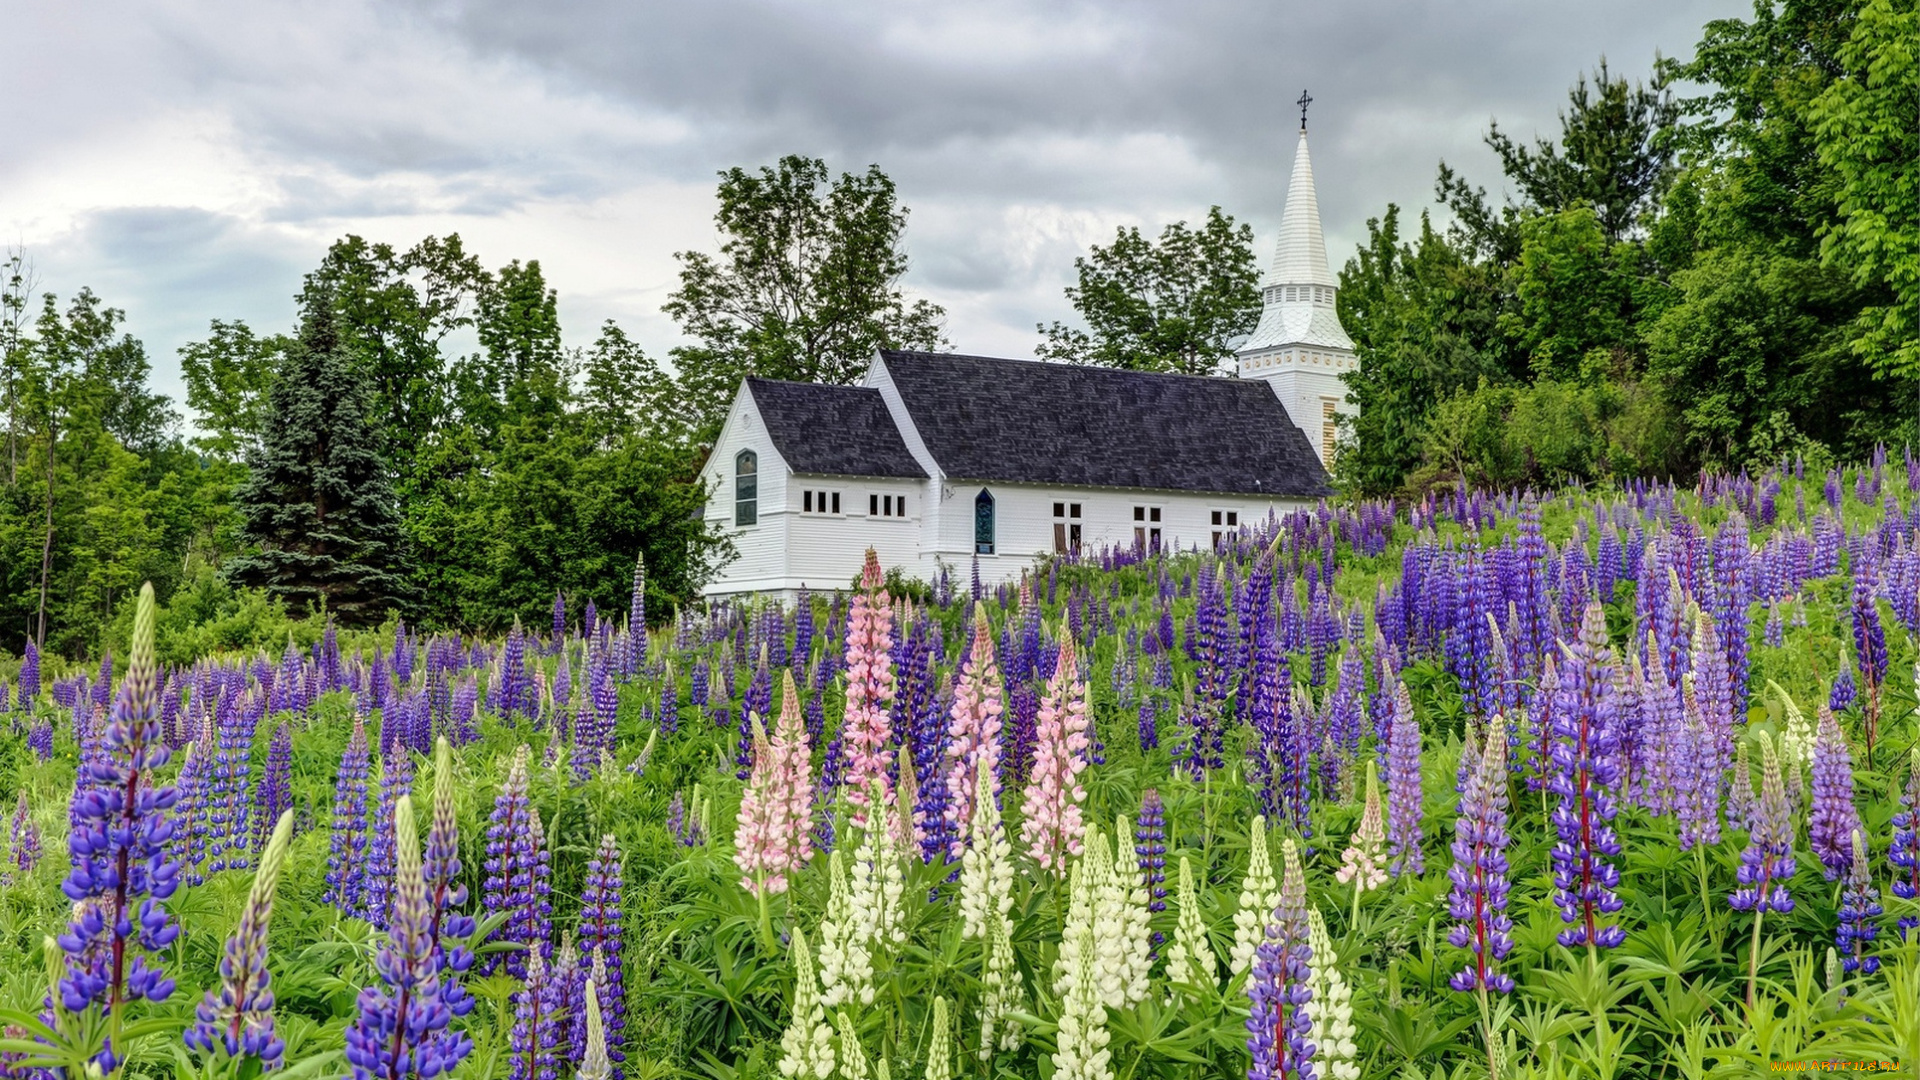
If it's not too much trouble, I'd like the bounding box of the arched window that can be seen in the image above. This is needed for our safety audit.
[974,489,995,554]
[735,450,758,526]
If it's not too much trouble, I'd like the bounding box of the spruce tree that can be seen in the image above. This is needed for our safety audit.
[225,287,414,624]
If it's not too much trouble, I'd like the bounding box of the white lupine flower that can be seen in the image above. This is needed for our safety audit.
[1772,678,1815,777]
[834,1011,870,1080]
[978,912,1026,1059]
[924,997,953,1080]
[778,930,835,1080]
[1112,813,1154,1005]
[1054,852,1097,998]
[818,850,873,1008]
[1307,910,1359,1080]
[1165,855,1217,992]
[959,758,1014,940]
[1051,864,1114,1080]
[851,780,906,951]
[1230,815,1282,978]
[1084,828,1134,1011]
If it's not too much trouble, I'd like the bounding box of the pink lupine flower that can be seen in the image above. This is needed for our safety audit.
[843,549,897,824]
[1021,634,1090,874]
[735,672,815,895]
[944,605,1006,858]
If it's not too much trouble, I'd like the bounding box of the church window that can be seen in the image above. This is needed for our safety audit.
[975,490,995,554]
[734,451,757,526]
[1210,509,1239,548]
[868,493,907,518]
[1132,505,1161,551]
[802,490,839,515]
[1321,399,1339,462]
[1052,501,1082,554]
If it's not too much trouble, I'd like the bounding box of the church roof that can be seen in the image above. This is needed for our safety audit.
[745,378,928,479]
[877,351,1332,497]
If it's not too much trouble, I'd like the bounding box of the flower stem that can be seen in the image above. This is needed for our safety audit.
[1746,909,1764,1009]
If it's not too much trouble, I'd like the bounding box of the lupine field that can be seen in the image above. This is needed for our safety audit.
[8,456,1920,1080]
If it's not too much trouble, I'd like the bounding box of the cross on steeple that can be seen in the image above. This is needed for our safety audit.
[1297,90,1312,132]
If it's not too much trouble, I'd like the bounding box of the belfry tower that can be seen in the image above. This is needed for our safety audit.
[1236,92,1357,468]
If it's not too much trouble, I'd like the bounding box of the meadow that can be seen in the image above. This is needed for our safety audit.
[3,456,1920,1080]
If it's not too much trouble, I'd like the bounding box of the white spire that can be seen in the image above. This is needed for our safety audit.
[1263,131,1337,290]
[1240,129,1351,354]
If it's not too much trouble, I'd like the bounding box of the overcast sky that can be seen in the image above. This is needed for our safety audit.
[3,0,1750,407]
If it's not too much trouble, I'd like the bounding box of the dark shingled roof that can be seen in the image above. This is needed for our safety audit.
[745,378,927,479]
[878,351,1332,497]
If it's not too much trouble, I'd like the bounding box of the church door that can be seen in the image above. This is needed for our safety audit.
[974,490,995,554]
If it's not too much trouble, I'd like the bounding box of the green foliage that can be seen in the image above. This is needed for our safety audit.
[1037,206,1261,375]
[1336,207,1515,495]
[224,290,415,626]
[1809,0,1919,379]
[1350,10,1917,494]
[178,320,288,463]
[663,155,948,434]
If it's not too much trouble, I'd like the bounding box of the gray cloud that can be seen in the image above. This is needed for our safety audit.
[1,0,1747,408]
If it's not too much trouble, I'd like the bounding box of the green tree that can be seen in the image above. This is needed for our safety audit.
[225,289,414,625]
[1480,60,1677,242]
[581,320,687,444]
[299,233,487,465]
[1504,207,1640,380]
[179,319,288,462]
[664,155,947,431]
[1036,206,1261,374]
[1336,207,1516,495]
[1810,0,1918,378]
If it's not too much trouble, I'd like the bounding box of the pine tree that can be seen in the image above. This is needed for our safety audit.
[225,286,414,624]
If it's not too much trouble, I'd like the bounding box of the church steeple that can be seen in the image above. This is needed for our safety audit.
[1237,115,1356,467]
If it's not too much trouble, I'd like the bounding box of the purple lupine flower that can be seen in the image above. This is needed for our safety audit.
[1731,733,1796,915]
[629,551,648,675]
[666,793,687,845]
[251,722,293,855]
[8,790,40,881]
[326,718,373,914]
[1836,830,1882,975]
[483,746,551,977]
[1137,698,1158,752]
[1830,665,1857,714]
[185,811,294,1068]
[1809,705,1863,880]
[510,948,559,1080]
[1710,513,1752,726]
[172,726,215,888]
[362,752,417,928]
[1246,843,1314,1080]
[57,584,180,1071]
[1851,575,1889,766]
[735,655,771,780]
[27,719,53,761]
[552,592,567,652]
[17,638,39,711]
[1135,788,1168,919]
[207,690,256,874]
[344,799,466,1080]
[657,668,679,737]
[423,740,477,1070]
[1889,748,1920,938]
[578,834,626,1079]
[1447,717,1516,994]
[1549,603,1626,950]
[1385,684,1424,878]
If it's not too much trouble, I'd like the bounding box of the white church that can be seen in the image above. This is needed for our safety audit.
[699,122,1357,600]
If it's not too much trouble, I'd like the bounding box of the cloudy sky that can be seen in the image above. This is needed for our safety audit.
[3,0,1748,407]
